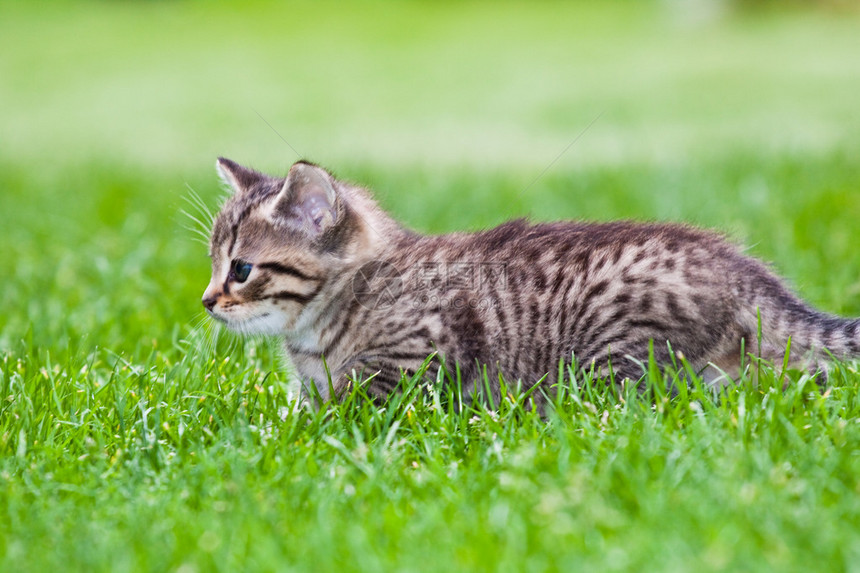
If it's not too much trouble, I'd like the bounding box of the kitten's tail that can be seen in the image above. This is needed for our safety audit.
[788,311,860,360]
[755,294,860,363]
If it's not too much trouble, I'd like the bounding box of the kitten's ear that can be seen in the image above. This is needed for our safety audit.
[216,157,264,194]
[275,161,339,236]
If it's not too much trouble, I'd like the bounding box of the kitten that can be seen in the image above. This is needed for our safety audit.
[203,158,859,402]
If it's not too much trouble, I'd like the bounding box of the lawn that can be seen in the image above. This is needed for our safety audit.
[2,1,860,571]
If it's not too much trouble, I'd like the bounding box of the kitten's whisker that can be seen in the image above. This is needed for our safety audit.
[519,110,604,197]
[183,184,216,227]
[253,109,302,159]
[179,208,214,238]
[179,221,212,246]
[185,318,210,357]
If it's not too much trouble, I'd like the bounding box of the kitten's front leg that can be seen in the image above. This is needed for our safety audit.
[294,357,403,406]
[337,359,405,402]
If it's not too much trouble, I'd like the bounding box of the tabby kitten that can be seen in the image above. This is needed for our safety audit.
[203,158,860,402]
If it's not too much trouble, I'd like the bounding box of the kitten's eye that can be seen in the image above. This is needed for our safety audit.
[230,259,253,283]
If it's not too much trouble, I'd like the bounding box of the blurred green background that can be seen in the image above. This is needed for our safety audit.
[2,1,860,571]
[3,0,860,171]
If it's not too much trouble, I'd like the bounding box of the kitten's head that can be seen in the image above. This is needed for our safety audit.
[202,158,373,336]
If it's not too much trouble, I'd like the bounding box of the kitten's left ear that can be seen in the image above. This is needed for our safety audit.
[275,161,339,236]
[216,157,264,194]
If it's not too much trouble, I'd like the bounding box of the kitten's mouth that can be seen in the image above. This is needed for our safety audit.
[209,311,276,333]
[206,310,228,324]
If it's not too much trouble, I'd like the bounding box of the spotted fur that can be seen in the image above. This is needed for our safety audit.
[203,158,860,402]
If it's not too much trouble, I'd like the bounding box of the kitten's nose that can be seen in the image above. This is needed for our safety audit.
[202,296,218,311]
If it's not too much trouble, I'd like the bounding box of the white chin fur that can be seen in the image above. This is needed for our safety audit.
[224,313,287,336]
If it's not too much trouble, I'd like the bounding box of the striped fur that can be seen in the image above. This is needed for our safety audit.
[203,158,860,402]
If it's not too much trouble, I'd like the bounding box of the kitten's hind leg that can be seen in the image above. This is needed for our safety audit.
[588,340,677,391]
[699,353,743,388]
[596,337,746,392]
[752,339,830,388]
[695,333,829,389]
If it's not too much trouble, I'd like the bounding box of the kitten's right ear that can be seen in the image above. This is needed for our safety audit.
[216,157,264,194]
[274,161,339,237]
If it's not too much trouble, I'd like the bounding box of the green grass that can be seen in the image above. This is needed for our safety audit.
[3,1,860,571]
